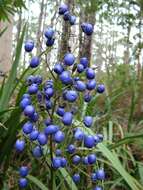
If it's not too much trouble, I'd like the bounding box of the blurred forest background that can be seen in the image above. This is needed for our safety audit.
[0,0,143,190]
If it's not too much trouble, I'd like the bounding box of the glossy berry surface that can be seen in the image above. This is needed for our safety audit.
[19,166,29,177]
[97,84,105,93]
[30,56,40,68]
[74,80,86,92]
[59,4,68,15]
[44,27,54,39]
[19,178,28,188]
[29,129,39,141]
[84,135,95,148]
[52,157,61,169]
[88,154,96,164]
[24,105,35,117]
[67,144,75,154]
[28,84,38,94]
[66,90,78,102]
[84,116,93,127]
[72,173,80,183]
[86,68,95,79]
[37,133,48,145]
[80,57,88,68]
[54,130,65,143]
[54,63,64,75]
[96,169,105,180]
[72,155,81,165]
[64,53,75,66]
[59,71,72,85]
[93,186,103,190]
[15,140,25,152]
[69,15,76,25]
[32,146,43,158]
[62,112,73,125]
[24,40,34,52]
[22,122,33,134]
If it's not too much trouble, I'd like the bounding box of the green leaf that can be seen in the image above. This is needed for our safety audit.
[0,24,26,111]
[27,175,49,190]
[59,168,78,190]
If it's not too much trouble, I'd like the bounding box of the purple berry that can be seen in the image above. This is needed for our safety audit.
[91,173,97,182]
[32,146,43,158]
[81,23,94,36]
[46,38,55,46]
[44,27,54,39]
[72,155,81,165]
[83,116,93,127]
[24,105,35,117]
[37,133,48,145]
[69,15,76,25]
[64,53,75,66]
[61,157,67,167]
[74,81,86,92]
[19,166,29,177]
[77,64,84,73]
[63,11,70,21]
[72,173,80,183]
[54,63,64,75]
[22,122,33,134]
[86,80,96,90]
[80,57,88,68]
[87,154,96,164]
[24,40,34,52]
[30,56,40,68]
[56,106,65,117]
[67,144,75,154]
[66,90,78,102]
[19,178,28,188]
[93,186,103,190]
[59,71,72,85]
[86,68,95,79]
[96,169,105,180]
[44,125,59,135]
[59,4,68,15]
[84,135,95,148]
[74,129,84,141]
[54,130,65,143]
[55,149,62,156]
[20,98,31,110]
[28,84,38,94]
[62,112,73,125]
[52,157,61,169]
[84,93,92,102]
[15,139,25,152]
[29,129,39,141]
[97,84,105,93]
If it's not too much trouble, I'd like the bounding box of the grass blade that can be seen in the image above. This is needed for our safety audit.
[27,175,49,190]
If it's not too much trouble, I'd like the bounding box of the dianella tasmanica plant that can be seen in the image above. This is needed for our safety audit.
[14,3,105,190]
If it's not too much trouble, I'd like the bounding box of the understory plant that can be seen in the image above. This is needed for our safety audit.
[14,3,105,190]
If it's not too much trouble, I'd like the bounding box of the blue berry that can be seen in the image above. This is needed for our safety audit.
[15,139,25,152]
[59,71,72,85]
[84,93,92,102]
[22,93,31,99]
[72,173,80,183]
[20,98,31,110]
[24,105,35,117]
[32,146,43,158]
[30,112,39,122]
[66,90,78,102]
[44,118,52,126]
[84,135,95,148]
[24,40,34,52]
[26,75,35,85]
[93,186,103,190]
[82,156,89,165]
[87,154,96,164]
[97,84,105,93]
[72,155,81,165]
[19,166,29,177]
[44,125,59,135]
[54,130,65,143]
[86,80,96,90]
[59,4,68,15]
[97,134,104,142]
[91,173,97,182]
[74,81,86,92]
[52,157,61,169]
[28,84,38,94]
[37,133,48,145]
[63,11,70,21]
[55,149,62,156]
[86,68,95,79]
[83,116,93,127]
[94,135,100,144]
[44,27,54,39]
[80,57,88,68]
[74,129,84,141]
[62,112,73,125]
[69,15,76,25]
[45,88,54,97]
[46,38,55,46]
[54,63,64,75]
[67,144,75,154]
[29,129,39,141]
[77,64,84,73]
[19,178,28,188]
[56,106,65,117]
[45,100,53,109]
[61,157,67,167]
[96,169,105,180]
[34,75,42,85]
[37,91,42,102]
[30,56,40,68]
[22,122,33,134]
[81,23,94,36]
[64,53,75,66]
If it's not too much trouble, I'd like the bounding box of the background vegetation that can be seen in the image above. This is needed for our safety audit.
[0,0,143,189]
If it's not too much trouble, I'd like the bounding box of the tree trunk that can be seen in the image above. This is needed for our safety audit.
[0,18,13,76]
[36,0,45,55]
[58,0,74,61]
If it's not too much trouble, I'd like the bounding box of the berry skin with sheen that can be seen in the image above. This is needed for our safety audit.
[65,90,78,102]
[46,38,55,46]
[24,40,34,52]
[97,84,105,93]
[52,157,61,169]
[64,53,75,66]
[74,80,86,92]
[62,112,73,125]
[59,4,68,15]
[54,63,64,75]
[44,125,59,135]
[81,23,94,36]
[30,56,40,68]
[22,122,33,134]
[91,173,97,182]
[86,80,96,90]
[96,169,105,180]
[54,130,65,143]
[84,93,92,102]
[88,154,96,164]
[24,105,35,117]
[69,15,76,25]
[67,144,75,154]
[28,84,38,94]
[19,166,29,177]
[61,157,67,167]
[32,146,43,158]
[56,106,65,116]
[74,129,84,141]
[72,173,80,183]
[84,116,93,127]
[37,133,48,145]
[29,129,39,141]
[15,139,25,152]
[63,11,70,21]
[84,135,95,148]
[72,155,81,165]
[59,71,72,85]
[44,27,54,39]
[86,68,95,79]
[19,178,28,188]
[77,64,84,73]
[93,186,103,190]
[20,98,31,110]
[80,57,88,68]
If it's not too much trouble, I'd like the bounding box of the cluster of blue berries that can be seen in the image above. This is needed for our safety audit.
[15,3,105,190]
